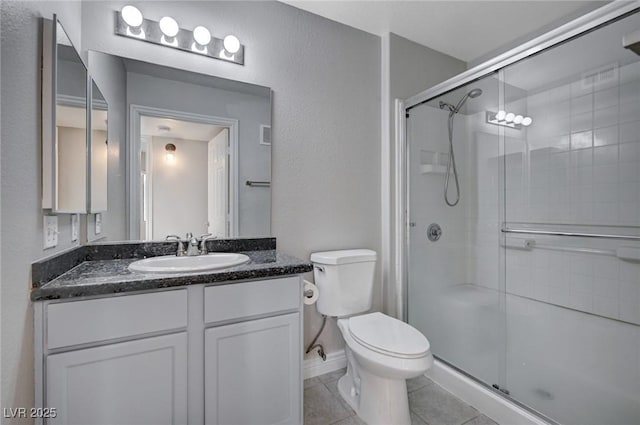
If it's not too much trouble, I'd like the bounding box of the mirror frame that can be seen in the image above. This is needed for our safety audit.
[88,79,109,213]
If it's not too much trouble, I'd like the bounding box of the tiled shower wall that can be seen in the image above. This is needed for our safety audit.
[499,60,640,325]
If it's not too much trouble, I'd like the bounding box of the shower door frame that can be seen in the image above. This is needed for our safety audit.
[395,0,640,322]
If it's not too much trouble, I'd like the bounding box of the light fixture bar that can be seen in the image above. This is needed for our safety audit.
[114,11,245,65]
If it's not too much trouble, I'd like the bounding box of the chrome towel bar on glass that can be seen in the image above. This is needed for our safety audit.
[501,227,640,241]
[245,180,270,187]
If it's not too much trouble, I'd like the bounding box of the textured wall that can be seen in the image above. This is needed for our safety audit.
[1,0,83,418]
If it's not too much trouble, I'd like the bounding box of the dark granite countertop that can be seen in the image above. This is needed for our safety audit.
[31,239,313,301]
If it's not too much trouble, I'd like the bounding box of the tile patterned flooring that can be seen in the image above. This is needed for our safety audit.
[304,369,499,425]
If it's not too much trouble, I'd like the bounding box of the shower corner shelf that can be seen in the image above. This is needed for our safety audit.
[420,164,447,175]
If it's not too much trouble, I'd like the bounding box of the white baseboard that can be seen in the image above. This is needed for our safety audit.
[303,350,347,379]
[426,360,551,425]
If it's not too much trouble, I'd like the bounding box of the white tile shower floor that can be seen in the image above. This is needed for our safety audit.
[303,369,499,425]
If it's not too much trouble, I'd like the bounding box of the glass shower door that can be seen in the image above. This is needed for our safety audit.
[501,11,640,425]
[406,72,506,390]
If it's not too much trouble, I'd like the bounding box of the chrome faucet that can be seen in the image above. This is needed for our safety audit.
[166,233,218,256]
[166,235,187,256]
[185,232,200,256]
[199,234,218,255]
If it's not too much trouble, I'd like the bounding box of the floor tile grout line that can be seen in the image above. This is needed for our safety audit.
[460,413,482,425]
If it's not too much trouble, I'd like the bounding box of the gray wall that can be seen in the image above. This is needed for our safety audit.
[126,71,271,238]
[81,0,381,362]
[87,50,127,242]
[1,0,83,414]
[384,33,466,316]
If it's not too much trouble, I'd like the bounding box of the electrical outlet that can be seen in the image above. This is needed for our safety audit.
[71,214,79,242]
[95,213,102,235]
[43,215,58,249]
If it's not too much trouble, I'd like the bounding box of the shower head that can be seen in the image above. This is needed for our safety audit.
[468,88,483,98]
[453,88,483,113]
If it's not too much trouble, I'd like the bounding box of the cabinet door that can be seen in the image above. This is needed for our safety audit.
[46,333,188,425]
[205,313,301,425]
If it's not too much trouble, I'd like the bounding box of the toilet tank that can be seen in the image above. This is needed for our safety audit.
[310,249,377,317]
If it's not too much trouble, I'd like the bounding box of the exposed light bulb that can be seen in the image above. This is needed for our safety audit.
[514,115,524,124]
[159,16,179,37]
[505,112,515,122]
[121,5,143,27]
[495,110,506,121]
[193,26,211,46]
[522,116,533,126]
[223,35,240,54]
[166,152,175,162]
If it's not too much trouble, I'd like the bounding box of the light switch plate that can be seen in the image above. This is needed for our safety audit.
[95,213,102,235]
[71,214,79,242]
[44,215,58,249]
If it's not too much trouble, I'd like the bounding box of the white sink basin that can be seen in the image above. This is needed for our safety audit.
[129,253,251,274]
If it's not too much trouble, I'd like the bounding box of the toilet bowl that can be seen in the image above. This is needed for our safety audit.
[336,312,432,425]
[310,249,433,425]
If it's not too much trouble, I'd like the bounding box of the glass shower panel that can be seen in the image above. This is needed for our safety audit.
[502,11,640,425]
[406,73,504,388]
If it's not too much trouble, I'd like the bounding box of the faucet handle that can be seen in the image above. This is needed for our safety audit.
[166,235,186,256]
[199,233,217,255]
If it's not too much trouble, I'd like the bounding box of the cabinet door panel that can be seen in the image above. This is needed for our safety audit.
[205,313,301,425]
[47,333,187,425]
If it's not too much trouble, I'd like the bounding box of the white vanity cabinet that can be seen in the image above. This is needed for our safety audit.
[34,276,304,425]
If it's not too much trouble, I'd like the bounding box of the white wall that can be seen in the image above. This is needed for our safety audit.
[57,127,87,211]
[81,0,381,360]
[1,0,83,416]
[150,136,209,239]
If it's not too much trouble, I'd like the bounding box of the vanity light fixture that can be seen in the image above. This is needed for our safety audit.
[159,16,179,46]
[486,110,533,130]
[165,143,177,162]
[121,5,145,38]
[115,5,245,65]
[192,26,212,53]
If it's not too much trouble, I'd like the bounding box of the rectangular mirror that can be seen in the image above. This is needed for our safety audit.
[90,80,108,212]
[87,52,272,241]
[42,16,88,213]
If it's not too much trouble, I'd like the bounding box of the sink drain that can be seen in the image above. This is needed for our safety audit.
[533,388,555,400]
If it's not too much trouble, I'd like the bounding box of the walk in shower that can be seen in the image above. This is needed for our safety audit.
[402,5,640,425]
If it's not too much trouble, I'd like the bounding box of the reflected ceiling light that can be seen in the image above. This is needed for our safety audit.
[159,16,179,38]
[165,143,176,162]
[193,26,211,46]
[486,110,532,130]
[121,5,143,27]
[223,35,240,54]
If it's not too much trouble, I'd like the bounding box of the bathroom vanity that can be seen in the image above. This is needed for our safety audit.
[31,239,312,425]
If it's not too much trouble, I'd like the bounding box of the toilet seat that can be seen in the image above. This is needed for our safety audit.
[348,312,430,359]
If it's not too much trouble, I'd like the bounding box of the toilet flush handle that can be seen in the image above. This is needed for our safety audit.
[315,266,325,272]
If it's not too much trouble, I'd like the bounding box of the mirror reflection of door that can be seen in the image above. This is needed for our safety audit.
[139,115,232,241]
[208,128,229,237]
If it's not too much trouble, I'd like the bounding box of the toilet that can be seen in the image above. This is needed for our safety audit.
[310,249,433,425]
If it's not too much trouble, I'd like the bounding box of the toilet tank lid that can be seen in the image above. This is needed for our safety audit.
[310,249,376,265]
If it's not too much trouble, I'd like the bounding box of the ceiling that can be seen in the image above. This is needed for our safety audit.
[140,116,224,141]
[280,1,604,62]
